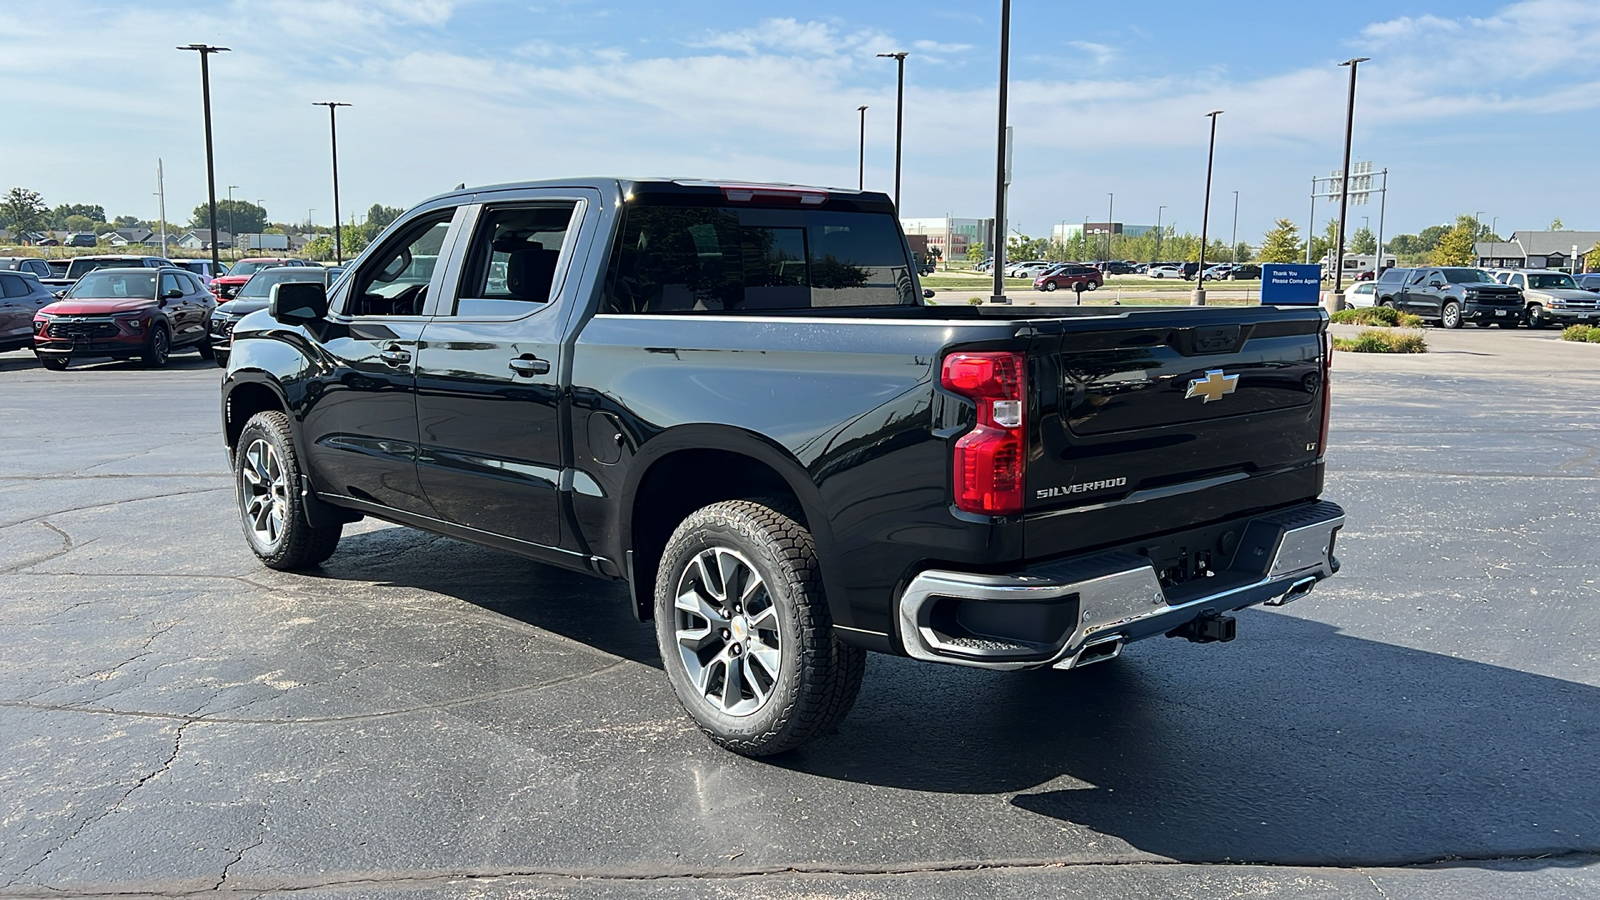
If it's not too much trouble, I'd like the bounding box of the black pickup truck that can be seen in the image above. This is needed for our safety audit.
[1373,266,1524,328]
[220,178,1343,755]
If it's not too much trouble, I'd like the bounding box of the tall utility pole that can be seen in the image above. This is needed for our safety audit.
[178,44,229,275]
[876,52,908,212]
[314,101,352,264]
[1194,110,1223,306]
[857,105,868,190]
[1332,57,1369,305]
[155,159,168,257]
[1230,190,1240,265]
[1105,193,1114,263]
[988,2,1010,304]
[1377,168,1390,270]
[1155,205,1166,263]
[227,184,239,260]
[1306,175,1318,264]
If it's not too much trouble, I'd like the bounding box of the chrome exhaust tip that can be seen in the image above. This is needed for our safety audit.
[1073,636,1125,668]
[1266,575,1318,607]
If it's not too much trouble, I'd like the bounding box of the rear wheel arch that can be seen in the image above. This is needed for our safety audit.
[623,428,838,624]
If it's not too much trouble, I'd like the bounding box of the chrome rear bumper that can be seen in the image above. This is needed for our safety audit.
[897,500,1344,671]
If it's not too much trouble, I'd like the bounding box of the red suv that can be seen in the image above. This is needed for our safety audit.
[1034,264,1103,293]
[33,267,216,369]
[209,257,311,299]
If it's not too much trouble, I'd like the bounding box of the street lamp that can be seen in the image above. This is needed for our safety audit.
[177,43,229,275]
[857,105,868,191]
[876,52,908,212]
[1194,110,1223,306]
[314,101,353,264]
[1156,205,1166,263]
[1230,191,1240,265]
[1105,193,1114,263]
[1331,57,1370,305]
[988,3,1010,304]
[226,184,239,260]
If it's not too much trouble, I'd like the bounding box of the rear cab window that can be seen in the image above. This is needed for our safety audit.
[602,200,917,314]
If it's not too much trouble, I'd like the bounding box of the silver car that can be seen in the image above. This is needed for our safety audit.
[1506,270,1600,328]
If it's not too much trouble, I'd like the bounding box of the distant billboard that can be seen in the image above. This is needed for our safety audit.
[240,233,289,251]
[1261,264,1323,306]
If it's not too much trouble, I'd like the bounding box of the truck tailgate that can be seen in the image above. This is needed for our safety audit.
[1022,306,1327,560]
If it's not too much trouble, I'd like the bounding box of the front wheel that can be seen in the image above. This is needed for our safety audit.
[37,355,69,371]
[1441,301,1463,329]
[655,500,865,757]
[1527,305,1548,329]
[197,337,215,360]
[142,324,171,367]
[1084,281,1098,291]
[1044,281,1058,292]
[235,411,342,570]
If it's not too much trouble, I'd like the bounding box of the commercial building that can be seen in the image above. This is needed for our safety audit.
[900,217,994,259]
[1475,231,1599,272]
[1052,222,1158,243]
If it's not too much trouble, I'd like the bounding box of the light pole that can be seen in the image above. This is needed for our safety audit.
[177,43,229,275]
[1105,193,1114,263]
[1331,57,1369,307]
[314,101,352,264]
[876,52,908,212]
[226,184,238,260]
[988,3,1010,304]
[1230,191,1240,265]
[1490,216,1498,241]
[1156,205,1166,263]
[857,105,868,190]
[1194,109,1223,306]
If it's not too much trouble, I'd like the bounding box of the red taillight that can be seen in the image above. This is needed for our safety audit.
[1318,330,1332,455]
[942,351,1027,515]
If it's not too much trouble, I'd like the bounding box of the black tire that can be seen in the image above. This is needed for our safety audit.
[1379,300,1395,310]
[1475,322,1492,328]
[1044,281,1058,292]
[1441,301,1463,329]
[654,499,865,757]
[141,323,171,367]
[197,337,215,360]
[234,410,342,570]
[214,350,230,368]
[1527,305,1548,329]
[1084,281,1098,291]
[38,355,69,371]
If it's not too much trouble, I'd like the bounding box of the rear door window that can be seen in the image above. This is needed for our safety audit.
[0,274,26,298]
[604,206,915,314]
[453,203,579,317]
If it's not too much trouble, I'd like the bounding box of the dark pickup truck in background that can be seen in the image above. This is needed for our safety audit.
[1373,266,1524,328]
[220,178,1343,755]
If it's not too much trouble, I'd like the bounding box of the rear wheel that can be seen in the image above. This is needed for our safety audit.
[1085,281,1098,291]
[141,324,170,367]
[655,499,865,757]
[1441,301,1463,329]
[197,337,215,360]
[235,411,342,570]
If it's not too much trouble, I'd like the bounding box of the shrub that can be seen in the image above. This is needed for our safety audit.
[1332,329,1428,353]
[1330,306,1423,328]
[1560,325,1600,343]
[968,296,984,306]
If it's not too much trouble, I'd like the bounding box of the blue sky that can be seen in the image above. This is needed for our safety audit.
[2,0,1595,246]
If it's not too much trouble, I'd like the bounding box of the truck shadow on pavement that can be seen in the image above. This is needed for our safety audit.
[320,529,1599,868]
[788,609,1600,867]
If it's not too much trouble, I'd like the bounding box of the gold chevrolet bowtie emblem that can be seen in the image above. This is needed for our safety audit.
[1185,369,1239,403]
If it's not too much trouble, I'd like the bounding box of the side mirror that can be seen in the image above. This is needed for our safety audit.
[270,281,329,325]
[164,288,183,299]
[922,288,935,299]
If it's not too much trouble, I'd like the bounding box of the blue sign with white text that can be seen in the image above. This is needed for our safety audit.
[1260,264,1323,305]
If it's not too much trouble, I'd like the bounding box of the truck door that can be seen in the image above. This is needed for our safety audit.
[1400,268,1428,315]
[299,206,464,516]
[412,193,598,549]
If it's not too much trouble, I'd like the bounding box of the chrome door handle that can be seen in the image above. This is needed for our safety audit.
[508,356,550,376]
[379,345,411,365]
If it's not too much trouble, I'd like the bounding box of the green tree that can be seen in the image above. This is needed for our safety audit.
[49,203,105,229]
[1549,217,1564,231]
[1,188,48,237]
[1232,241,1253,263]
[1431,223,1477,266]
[965,244,987,264]
[1257,219,1304,264]
[112,215,144,229]
[192,200,269,235]
[303,224,369,261]
[1349,226,1376,256]
[361,203,405,240]
[63,214,97,233]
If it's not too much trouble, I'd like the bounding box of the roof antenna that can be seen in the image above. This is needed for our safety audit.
[455,182,466,190]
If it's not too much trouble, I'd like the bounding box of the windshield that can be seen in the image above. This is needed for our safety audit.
[65,270,157,300]
[1442,269,1496,284]
[67,258,144,279]
[1528,274,1578,290]
[229,261,285,278]
[239,268,327,298]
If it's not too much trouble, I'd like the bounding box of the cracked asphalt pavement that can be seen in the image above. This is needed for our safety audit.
[1,329,1598,899]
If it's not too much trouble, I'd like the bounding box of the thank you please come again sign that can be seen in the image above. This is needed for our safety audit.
[1260,264,1322,305]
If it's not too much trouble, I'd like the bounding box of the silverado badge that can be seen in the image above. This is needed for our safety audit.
[1185,369,1239,403]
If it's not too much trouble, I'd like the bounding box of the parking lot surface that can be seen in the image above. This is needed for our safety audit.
[2,327,1598,898]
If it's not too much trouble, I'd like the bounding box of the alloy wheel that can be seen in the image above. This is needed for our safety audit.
[239,438,290,548]
[673,546,782,718]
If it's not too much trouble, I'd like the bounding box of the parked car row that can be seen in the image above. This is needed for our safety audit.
[1362,266,1600,329]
